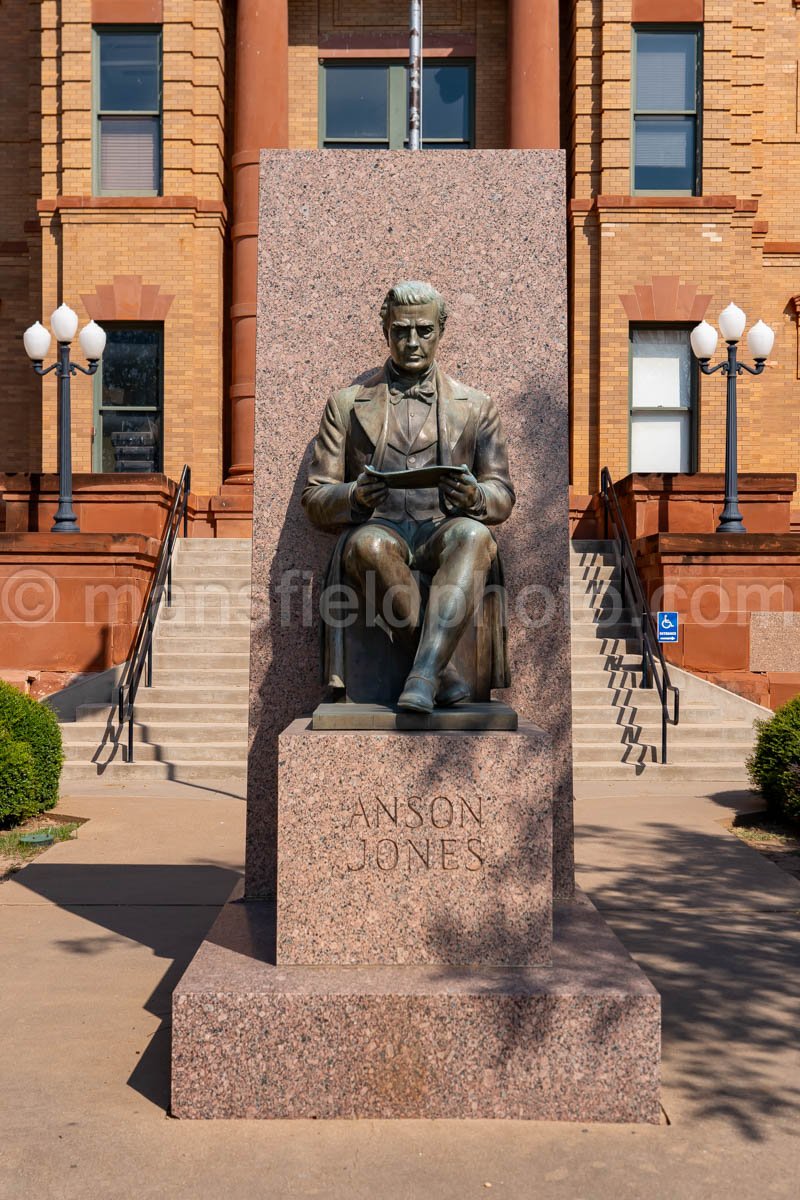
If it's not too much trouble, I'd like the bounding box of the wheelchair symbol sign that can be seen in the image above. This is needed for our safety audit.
[657,612,679,643]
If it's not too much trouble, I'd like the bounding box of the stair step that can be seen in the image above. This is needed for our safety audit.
[154,652,250,670]
[571,652,648,667]
[118,684,249,703]
[155,619,251,635]
[60,760,248,784]
[570,549,617,563]
[568,580,623,600]
[573,762,749,781]
[572,723,755,745]
[570,685,682,705]
[571,702,718,722]
[72,702,248,724]
[62,719,247,740]
[171,565,252,582]
[573,733,752,762]
[573,652,647,672]
[63,741,247,764]
[165,593,251,608]
[176,540,251,551]
[152,633,250,646]
[571,669,650,688]
[569,566,618,581]
[571,634,644,651]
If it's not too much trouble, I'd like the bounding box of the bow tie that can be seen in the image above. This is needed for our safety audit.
[389,379,437,405]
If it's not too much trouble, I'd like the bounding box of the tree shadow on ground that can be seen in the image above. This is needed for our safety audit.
[12,861,241,1112]
[575,812,800,1141]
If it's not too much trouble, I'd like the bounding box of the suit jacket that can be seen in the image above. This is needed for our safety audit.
[302,362,516,530]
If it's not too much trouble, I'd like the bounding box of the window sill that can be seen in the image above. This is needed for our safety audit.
[37,195,227,217]
[631,407,692,414]
[570,195,758,214]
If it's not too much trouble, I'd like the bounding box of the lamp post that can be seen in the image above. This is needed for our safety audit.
[408,0,423,150]
[690,303,775,535]
[23,306,106,534]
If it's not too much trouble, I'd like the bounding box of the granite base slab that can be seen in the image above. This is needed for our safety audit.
[311,702,518,731]
[171,893,661,1123]
[276,719,552,966]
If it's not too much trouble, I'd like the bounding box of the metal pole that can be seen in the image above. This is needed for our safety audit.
[717,341,746,534]
[53,342,79,533]
[409,0,422,150]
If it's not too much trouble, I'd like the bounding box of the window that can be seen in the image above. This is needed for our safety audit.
[632,29,701,195]
[94,27,162,195]
[320,61,474,149]
[629,328,697,473]
[93,326,163,473]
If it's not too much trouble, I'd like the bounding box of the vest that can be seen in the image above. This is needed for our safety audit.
[372,395,441,523]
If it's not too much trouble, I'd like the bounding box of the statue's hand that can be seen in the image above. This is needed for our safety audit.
[440,469,480,512]
[353,471,389,510]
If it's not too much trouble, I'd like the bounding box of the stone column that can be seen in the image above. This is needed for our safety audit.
[507,0,560,150]
[227,0,289,484]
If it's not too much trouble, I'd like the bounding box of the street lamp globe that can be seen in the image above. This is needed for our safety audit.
[50,303,79,343]
[79,320,107,361]
[747,319,775,361]
[718,302,747,342]
[23,321,52,361]
[690,320,718,361]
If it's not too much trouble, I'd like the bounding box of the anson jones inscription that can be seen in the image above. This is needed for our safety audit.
[346,793,485,873]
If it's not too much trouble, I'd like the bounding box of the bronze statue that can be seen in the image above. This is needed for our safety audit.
[303,281,515,713]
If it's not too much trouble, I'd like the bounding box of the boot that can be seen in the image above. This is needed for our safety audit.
[437,661,470,707]
[397,672,437,713]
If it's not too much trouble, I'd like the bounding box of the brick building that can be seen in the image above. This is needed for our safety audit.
[1,0,796,508]
[1,0,799,700]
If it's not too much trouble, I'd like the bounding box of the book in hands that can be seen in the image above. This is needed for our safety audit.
[364,463,469,490]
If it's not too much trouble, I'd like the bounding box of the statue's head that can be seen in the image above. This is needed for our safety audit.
[380,280,447,376]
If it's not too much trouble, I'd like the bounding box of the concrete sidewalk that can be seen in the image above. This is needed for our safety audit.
[0,778,798,1199]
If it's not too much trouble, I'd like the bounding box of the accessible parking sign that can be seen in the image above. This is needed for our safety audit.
[657,611,679,644]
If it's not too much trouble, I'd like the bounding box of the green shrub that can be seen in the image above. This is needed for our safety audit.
[784,764,800,824]
[747,695,800,822]
[0,680,63,816]
[0,733,37,824]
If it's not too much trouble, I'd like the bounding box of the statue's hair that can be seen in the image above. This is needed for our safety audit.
[380,280,448,334]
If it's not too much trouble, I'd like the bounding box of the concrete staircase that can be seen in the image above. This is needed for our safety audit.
[59,538,251,789]
[570,540,767,781]
[58,535,766,790]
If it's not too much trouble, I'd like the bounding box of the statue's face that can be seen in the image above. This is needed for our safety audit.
[385,302,440,375]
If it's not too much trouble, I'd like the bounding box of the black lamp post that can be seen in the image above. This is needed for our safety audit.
[690,304,775,535]
[23,305,106,534]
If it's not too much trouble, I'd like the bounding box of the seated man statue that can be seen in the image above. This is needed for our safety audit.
[302,280,516,713]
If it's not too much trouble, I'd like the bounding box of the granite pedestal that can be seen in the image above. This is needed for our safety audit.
[172,893,660,1122]
[172,722,660,1122]
[276,720,552,966]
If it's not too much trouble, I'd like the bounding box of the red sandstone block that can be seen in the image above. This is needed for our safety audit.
[682,622,749,672]
[767,674,800,710]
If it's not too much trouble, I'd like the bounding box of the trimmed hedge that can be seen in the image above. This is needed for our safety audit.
[0,680,63,822]
[747,695,800,823]
[0,732,37,824]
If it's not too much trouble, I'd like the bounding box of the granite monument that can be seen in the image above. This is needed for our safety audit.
[171,150,661,1122]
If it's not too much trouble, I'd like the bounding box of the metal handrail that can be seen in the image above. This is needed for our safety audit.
[117,465,191,762]
[599,466,680,763]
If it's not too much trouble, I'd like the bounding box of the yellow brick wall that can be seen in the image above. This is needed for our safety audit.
[289,0,507,149]
[5,1,799,503]
[38,204,225,493]
[31,0,228,496]
[0,0,43,471]
[567,0,800,498]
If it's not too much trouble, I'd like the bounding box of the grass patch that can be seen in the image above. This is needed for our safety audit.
[727,810,800,883]
[730,811,797,846]
[0,813,84,880]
